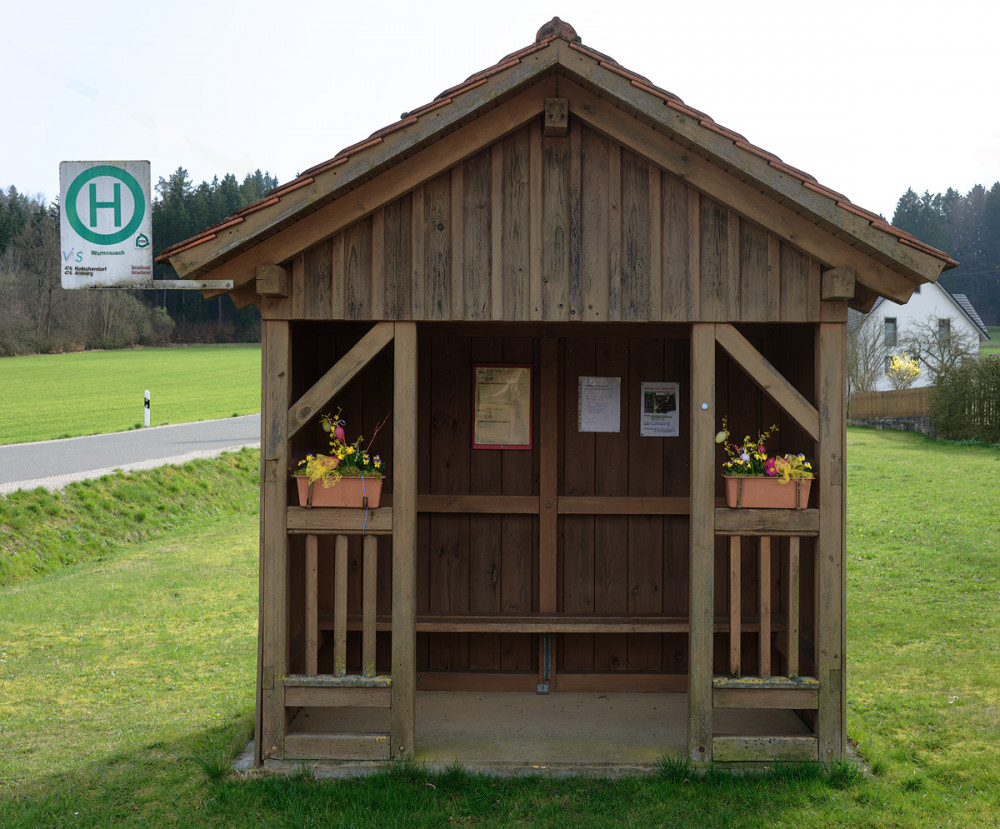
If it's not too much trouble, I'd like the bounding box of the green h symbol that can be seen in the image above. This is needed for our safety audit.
[89,182,122,227]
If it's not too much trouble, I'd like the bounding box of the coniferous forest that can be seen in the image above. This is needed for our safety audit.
[0,168,276,356]
[1,171,997,357]
[891,183,1000,326]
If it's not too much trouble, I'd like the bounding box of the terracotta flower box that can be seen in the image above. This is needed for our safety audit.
[294,475,383,508]
[723,475,812,509]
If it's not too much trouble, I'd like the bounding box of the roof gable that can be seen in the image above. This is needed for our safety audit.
[159,18,957,308]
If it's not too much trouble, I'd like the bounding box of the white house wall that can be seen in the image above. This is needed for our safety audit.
[863,283,984,391]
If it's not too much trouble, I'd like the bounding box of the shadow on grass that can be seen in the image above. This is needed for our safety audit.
[3,725,868,829]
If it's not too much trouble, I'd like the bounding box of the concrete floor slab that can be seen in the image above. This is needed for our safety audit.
[263,690,813,777]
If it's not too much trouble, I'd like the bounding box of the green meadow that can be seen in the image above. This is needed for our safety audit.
[1,426,999,826]
[0,345,261,445]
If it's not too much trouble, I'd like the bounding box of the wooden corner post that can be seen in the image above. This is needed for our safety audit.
[816,322,847,762]
[689,323,716,763]
[391,321,418,757]
[258,319,290,762]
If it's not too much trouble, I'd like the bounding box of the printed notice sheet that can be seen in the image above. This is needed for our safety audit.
[640,381,679,437]
[578,376,621,433]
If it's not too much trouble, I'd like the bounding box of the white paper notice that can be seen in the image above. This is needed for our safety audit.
[578,376,621,432]
[640,381,680,437]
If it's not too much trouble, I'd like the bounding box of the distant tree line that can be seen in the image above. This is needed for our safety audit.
[892,183,1000,326]
[3,171,997,356]
[0,168,277,356]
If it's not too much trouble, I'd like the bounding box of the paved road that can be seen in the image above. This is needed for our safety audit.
[0,414,261,495]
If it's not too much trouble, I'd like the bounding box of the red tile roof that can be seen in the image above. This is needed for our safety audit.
[158,18,958,272]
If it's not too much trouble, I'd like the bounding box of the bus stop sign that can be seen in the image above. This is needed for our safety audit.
[60,160,153,289]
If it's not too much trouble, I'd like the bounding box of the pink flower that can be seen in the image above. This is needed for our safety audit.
[764,457,777,476]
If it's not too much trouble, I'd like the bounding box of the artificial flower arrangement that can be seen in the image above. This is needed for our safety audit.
[297,408,387,488]
[715,418,813,483]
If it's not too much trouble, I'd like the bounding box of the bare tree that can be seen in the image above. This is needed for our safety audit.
[902,314,979,385]
[847,315,890,405]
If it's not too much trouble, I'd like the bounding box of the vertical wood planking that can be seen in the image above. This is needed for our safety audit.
[580,126,609,322]
[529,120,544,320]
[687,188,701,320]
[303,241,333,320]
[817,322,846,760]
[469,338,503,670]
[739,221,769,321]
[392,321,417,757]
[567,121,583,321]
[289,253,306,319]
[500,337,536,671]
[780,243,810,322]
[766,234,781,322]
[502,129,530,321]
[788,536,801,677]
[542,134,570,320]
[661,174,690,322]
[561,338,596,671]
[607,142,622,320]
[428,337,471,669]
[689,323,715,762]
[370,210,385,320]
[729,536,741,676]
[363,535,378,678]
[539,338,559,613]
[305,534,318,676]
[648,167,662,322]
[727,211,741,319]
[331,235,346,319]
[700,197,729,321]
[334,534,348,677]
[621,150,650,321]
[424,173,451,320]
[450,165,465,319]
[345,219,372,320]
[808,259,822,322]
[627,338,664,670]
[594,337,629,671]
[491,145,504,320]
[383,196,413,320]
[259,320,289,762]
[463,152,490,320]
[410,187,425,319]
[759,536,771,677]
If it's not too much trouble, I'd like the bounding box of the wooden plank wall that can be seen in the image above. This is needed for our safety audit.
[281,123,822,325]
[284,323,818,684]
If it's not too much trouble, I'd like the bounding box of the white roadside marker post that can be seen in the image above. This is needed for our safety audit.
[144,390,150,428]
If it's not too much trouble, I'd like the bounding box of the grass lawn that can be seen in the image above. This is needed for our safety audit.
[982,326,1000,357]
[1,429,999,826]
[0,345,261,445]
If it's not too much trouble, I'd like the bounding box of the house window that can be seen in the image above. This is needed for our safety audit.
[884,317,898,347]
[938,318,950,341]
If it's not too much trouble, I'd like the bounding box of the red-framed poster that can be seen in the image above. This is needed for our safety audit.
[472,363,532,450]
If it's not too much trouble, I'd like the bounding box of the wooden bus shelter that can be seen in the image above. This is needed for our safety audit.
[159,19,955,767]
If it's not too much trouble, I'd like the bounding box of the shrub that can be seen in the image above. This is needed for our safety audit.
[929,357,1000,443]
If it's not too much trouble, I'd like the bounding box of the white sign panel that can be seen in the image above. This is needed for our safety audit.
[640,381,680,437]
[60,161,152,289]
[578,376,621,433]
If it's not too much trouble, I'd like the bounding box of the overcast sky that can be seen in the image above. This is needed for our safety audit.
[3,0,997,221]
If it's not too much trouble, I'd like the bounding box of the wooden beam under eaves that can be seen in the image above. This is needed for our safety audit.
[715,324,820,442]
